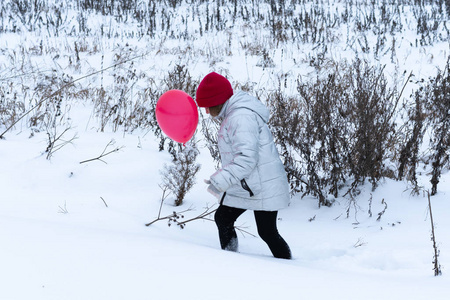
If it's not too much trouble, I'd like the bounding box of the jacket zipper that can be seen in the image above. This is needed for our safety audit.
[241,179,254,197]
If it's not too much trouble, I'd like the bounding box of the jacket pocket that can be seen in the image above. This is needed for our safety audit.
[228,170,262,199]
[241,179,254,197]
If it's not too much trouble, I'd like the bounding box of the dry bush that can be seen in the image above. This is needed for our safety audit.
[343,59,398,189]
[90,46,148,132]
[423,58,450,195]
[397,88,426,194]
[268,59,398,207]
[396,58,450,196]
[160,143,201,206]
[199,112,221,169]
[0,81,25,131]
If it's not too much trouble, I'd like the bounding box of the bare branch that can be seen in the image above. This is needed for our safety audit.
[235,224,257,238]
[427,190,442,276]
[176,205,217,227]
[46,127,78,160]
[376,199,388,222]
[146,196,256,238]
[145,186,195,227]
[100,197,108,208]
[79,139,124,164]
[145,206,194,227]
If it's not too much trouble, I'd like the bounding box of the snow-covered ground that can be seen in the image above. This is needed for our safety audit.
[1,0,450,299]
[1,126,449,299]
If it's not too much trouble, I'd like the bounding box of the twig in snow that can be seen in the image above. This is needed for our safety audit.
[145,186,186,226]
[79,139,124,164]
[376,199,387,221]
[368,194,373,218]
[46,127,78,160]
[353,237,367,248]
[176,205,217,228]
[427,190,442,276]
[100,197,108,208]
[145,206,194,227]
[58,202,69,214]
[145,186,256,237]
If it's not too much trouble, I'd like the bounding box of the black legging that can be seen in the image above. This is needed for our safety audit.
[214,204,292,259]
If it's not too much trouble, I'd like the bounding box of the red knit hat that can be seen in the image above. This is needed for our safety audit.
[195,72,233,107]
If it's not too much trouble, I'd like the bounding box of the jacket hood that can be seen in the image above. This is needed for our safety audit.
[218,91,270,123]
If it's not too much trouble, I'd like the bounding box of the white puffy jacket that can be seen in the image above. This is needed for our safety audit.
[209,91,290,211]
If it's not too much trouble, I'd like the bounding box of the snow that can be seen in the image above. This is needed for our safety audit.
[1,129,449,299]
[1,0,450,299]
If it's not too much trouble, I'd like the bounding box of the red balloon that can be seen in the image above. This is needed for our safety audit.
[156,90,198,144]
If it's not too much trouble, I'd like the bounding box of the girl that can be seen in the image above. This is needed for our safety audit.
[196,72,292,259]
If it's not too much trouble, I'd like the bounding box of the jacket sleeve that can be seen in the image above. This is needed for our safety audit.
[210,113,260,192]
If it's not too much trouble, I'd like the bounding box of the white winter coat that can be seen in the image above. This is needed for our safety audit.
[209,91,290,211]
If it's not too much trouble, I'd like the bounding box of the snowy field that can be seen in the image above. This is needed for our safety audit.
[1,127,450,299]
[1,0,450,299]
[1,128,449,300]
